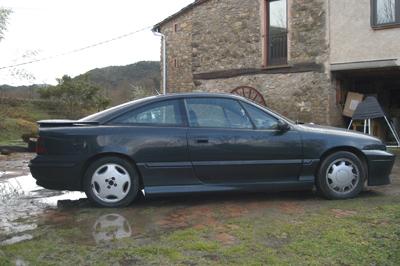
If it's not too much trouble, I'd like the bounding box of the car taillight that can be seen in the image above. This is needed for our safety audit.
[36,136,47,154]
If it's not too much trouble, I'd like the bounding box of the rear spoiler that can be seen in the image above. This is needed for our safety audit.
[37,120,100,128]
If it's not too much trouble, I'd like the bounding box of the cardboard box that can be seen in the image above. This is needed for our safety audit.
[343,92,364,118]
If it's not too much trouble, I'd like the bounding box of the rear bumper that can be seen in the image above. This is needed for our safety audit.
[29,155,84,191]
[363,150,396,186]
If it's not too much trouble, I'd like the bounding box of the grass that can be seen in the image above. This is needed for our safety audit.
[0,101,57,145]
[1,196,399,265]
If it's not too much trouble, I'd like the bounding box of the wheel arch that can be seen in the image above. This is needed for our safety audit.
[80,152,144,191]
[316,146,368,181]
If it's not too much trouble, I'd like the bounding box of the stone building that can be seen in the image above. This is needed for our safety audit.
[153,0,400,128]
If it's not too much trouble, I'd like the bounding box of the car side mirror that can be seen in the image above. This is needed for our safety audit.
[277,120,290,132]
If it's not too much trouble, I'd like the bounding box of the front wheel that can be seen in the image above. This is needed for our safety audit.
[316,151,366,199]
[84,156,139,207]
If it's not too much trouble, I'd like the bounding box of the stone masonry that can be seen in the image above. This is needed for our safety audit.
[191,0,262,72]
[160,9,195,92]
[155,0,343,126]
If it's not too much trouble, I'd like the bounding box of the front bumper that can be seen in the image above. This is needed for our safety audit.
[363,150,396,186]
[29,155,84,191]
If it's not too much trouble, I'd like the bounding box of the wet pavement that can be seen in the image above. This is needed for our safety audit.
[0,151,399,249]
[0,153,32,178]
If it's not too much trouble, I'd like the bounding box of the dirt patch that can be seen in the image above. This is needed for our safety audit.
[278,201,305,214]
[331,209,358,218]
[215,232,236,245]
[157,206,219,229]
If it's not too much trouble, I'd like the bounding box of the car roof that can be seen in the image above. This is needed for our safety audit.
[150,92,243,100]
[80,93,243,122]
[80,92,293,125]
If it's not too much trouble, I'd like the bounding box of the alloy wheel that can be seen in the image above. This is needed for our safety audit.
[91,163,131,203]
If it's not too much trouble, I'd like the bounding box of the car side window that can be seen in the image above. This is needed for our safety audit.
[111,100,183,126]
[242,102,278,130]
[185,98,252,129]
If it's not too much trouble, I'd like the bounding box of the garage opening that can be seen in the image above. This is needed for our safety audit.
[333,66,400,146]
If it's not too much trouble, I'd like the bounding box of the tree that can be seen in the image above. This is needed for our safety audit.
[129,83,151,100]
[39,75,110,119]
[0,8,12,41]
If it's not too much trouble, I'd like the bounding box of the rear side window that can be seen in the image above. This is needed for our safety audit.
[185,98,252,129]
[111,100,183,126]
[242,102,278,130]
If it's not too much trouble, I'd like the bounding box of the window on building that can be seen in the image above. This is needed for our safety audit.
[372,0,400,27]
[174,23,179,32]
[174,58,178,68]
[265,0,288,66]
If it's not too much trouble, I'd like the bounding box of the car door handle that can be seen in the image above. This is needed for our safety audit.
[195,138,209,144]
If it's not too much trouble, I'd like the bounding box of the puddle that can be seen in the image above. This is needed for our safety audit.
[1,234,33,246]
[0,171,21,179]
[0,173,335,247]
[92,213,132,244]
[0,158,398,249]
[0,174,86,242]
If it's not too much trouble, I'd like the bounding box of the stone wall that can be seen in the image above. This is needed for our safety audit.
[158,0,344,125]
[195,71,343,126]
[191,0,262,73]
[160,10,195,93]
[289,0,328,65]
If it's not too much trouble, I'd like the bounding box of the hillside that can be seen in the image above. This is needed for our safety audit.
[0,84,47,99]
[80,61,160,104]
[0,61,161,104]
[83,61,160,90]
[0,61,161,144]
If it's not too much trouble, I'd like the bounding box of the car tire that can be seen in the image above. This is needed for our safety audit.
[83,156,139,207]
[316,151,366,200]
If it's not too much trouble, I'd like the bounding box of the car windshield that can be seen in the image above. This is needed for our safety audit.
[246,100,295,125]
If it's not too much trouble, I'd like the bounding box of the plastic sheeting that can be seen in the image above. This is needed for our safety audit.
[352,96,385,120]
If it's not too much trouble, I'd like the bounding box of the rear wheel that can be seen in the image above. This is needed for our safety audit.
[84,156,139,207]
[316,151,366,199]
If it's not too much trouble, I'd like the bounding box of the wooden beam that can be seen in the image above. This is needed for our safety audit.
[193,63,324,80]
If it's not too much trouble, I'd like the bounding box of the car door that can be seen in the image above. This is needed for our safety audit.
[108,99,199,187]
[185,97,302,184]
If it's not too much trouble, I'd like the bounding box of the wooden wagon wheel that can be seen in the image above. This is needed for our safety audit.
[231,86,266,106]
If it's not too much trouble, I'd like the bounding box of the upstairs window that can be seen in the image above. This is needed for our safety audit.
[372,0,400,27]
[265,0,288,66]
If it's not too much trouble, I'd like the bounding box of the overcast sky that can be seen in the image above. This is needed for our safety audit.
[0,0,194,86]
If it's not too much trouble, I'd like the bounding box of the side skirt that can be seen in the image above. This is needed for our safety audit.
[144,181,314,197]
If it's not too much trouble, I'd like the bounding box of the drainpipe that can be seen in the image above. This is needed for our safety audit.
[152,29,167,95]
